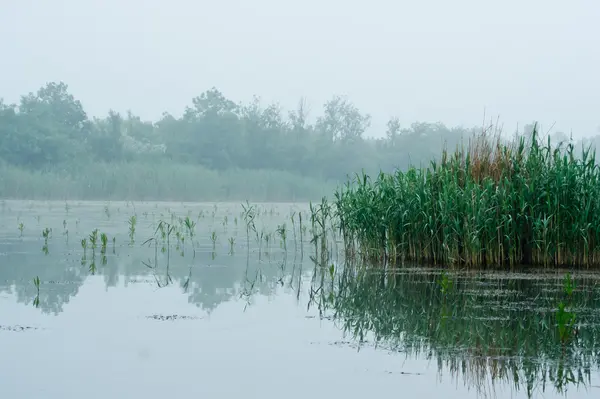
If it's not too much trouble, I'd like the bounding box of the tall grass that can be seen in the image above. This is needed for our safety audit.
[0,161,336,202]
[334,125,600,268]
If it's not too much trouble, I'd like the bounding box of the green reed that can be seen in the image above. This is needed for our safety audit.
[332,126,600,268]
[100,232,108,254]
[89,229,98,250]
[41,227,51,254]
[32,276,40,308]
[276,223,287,252]
[128,215,137,245]
[81,238,87,264]
[142,220,175,287]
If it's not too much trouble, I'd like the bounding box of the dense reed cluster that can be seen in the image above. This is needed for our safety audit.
[334,126,600,268]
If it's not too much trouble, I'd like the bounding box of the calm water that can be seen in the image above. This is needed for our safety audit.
[1,200,599,398]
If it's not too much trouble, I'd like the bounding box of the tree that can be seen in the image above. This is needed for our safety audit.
[386,117,401,147]
[185,88,238,119]
[316,96,371,143]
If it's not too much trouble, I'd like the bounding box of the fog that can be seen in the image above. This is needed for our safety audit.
[0,0,598,201]
[2,0,598,136]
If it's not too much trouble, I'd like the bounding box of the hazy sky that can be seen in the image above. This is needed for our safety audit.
[1,0,598,138]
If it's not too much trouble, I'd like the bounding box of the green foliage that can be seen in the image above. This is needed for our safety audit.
[334,126,600,268]
[0,81,522,201]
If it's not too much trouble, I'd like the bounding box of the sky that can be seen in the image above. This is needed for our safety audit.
[1,0,598,138]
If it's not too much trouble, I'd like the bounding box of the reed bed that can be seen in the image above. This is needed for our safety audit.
[0,162,336,202]
[334,126,600,268]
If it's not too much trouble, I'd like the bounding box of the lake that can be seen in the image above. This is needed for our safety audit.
[1,200,599,398]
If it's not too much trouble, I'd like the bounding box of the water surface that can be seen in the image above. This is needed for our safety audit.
[1,200,599,398]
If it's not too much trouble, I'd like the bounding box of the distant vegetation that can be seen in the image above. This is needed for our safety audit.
[4,81,594,201]
[333,127,600,268]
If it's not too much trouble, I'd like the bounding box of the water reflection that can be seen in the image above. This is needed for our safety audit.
[1,201,599,398]
[308,263,600,397]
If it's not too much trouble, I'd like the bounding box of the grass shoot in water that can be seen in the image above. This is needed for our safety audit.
[128,215,137,245]
[100,232,108,254]
[41,227,51,255]
[81,238,87,265]
[32,276,40,308]
[277,223,287,251]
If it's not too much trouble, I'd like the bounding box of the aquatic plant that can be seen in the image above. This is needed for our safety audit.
[331,126,600,268]
[18,222,24,237]
[263,231,269,257]
[41,227,51,255]
[100,232,108,254]
[142,220,175,287]
[89,229,98,250]
[210,231,217,252]
[276,223,287,251]
[32,276,40,308]
[128,215,137,245]
[183,216,196,256]
[81,238,88,264]
[241,201,257,251]
[290,212,298,252]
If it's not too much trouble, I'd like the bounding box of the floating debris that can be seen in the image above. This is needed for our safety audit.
[0,325,40,332]
[385,370,424,376]
[145,315,202,321]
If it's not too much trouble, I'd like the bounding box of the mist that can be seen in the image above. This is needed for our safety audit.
[1,0,598,201]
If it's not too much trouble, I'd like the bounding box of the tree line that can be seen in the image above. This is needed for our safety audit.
[1,81,594,184]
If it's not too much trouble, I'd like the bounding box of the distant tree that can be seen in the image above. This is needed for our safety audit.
[386,117,401,147]
[316,96,371,143]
